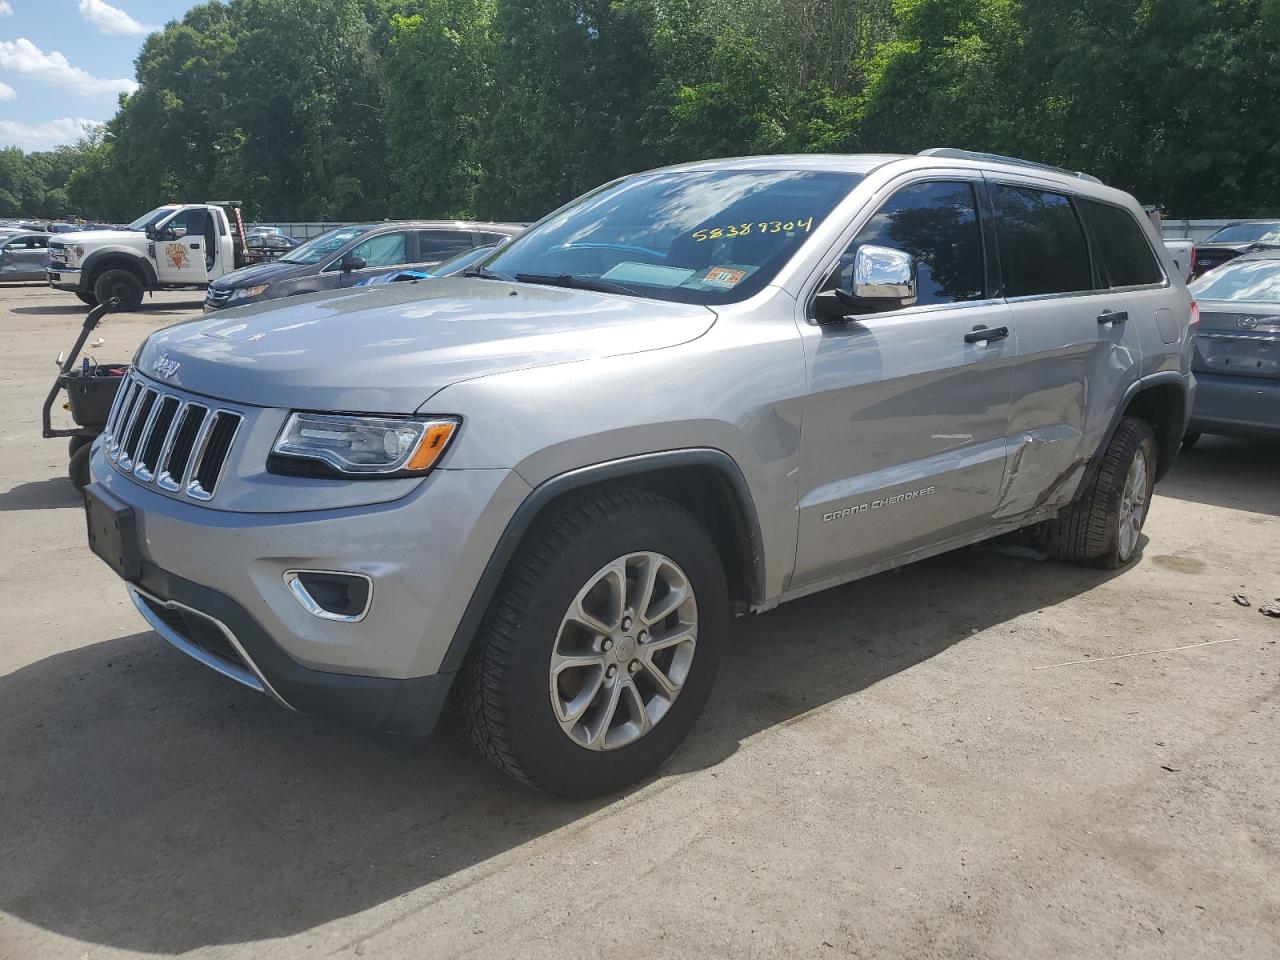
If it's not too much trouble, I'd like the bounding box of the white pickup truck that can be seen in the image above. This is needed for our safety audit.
[47,202,265,309]
[1163,239,1195,282]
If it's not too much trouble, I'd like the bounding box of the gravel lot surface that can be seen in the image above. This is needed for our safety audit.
[1,282,1277,959]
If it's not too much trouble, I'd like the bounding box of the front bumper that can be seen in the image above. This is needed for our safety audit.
[47,266,82,291]
[88,443,532,732]
[125,572,454,736]
[1189,370,1280,439]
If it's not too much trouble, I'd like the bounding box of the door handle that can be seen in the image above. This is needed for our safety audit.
[1097,309,1128,324]
[190,243,201,250]
[964,325,1009,344]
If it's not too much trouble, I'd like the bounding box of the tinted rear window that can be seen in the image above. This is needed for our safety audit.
[1078,199,1163,287]
[992,185,1092,297]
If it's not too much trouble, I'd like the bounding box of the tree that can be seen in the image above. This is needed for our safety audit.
[385,2,493,217]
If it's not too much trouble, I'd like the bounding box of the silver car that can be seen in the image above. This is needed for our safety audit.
[1183,250,1280,444]
[84,150,1195,797]
[0,231,51,280]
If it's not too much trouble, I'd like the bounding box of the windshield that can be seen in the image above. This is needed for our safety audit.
[1204,222,1280,245]
[280,225,374,265]
[125,206,179,231]
[480,169,863,304]
[1189,258,1280,302]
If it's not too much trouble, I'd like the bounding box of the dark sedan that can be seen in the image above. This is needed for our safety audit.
[1184,250,1280,445]
[1191,220,1280,279]
[204,220,523,311]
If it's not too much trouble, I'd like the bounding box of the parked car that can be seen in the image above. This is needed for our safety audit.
[0,231,51,280]
[84,149,1192,798]
[354,239,516,286]
[246,233,300,254]
[1191,220,1280,278]
[203,221,522,311]
[1183,250,1280,445]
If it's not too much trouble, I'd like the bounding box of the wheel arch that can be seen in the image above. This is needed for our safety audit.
[82,249,157,290]
[438,449,765,675]
[1083,372,1189,493]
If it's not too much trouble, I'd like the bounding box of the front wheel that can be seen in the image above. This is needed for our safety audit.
[75,291,99,307]
[93,269,144,311]
[1040,417,1157,568]
[68,443,92,489]
[458,488,728,798]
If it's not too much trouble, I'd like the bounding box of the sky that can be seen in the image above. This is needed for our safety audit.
[0,0,196,151]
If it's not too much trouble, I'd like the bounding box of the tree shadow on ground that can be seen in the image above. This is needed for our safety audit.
[0,544,1129,953]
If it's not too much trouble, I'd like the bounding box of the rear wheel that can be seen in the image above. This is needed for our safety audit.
[459,488,728,798]
[1040,417,1157,569]
[75,291,99,307]
[93,269,144,310]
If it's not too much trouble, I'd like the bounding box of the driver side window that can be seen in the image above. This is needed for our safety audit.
[349,231,408,268]
[161,208,208,240]
[824,180,986,306]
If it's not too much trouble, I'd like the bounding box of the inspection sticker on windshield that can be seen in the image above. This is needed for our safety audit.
[703,266,747,288]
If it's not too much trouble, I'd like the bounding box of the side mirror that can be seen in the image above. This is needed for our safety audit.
[144,224,156,241]
[818,245,918,323]
[341,253,367,273]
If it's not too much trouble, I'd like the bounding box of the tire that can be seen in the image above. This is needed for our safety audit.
[75,291,99,307]
[458,488,728,798]
[68,435,93,457]
[1040,417,1157,569]
[1182,431,1201,450]
[68,443,92,489]
[93,269,144,310]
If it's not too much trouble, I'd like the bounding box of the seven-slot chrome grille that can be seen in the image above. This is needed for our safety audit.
[102,371,243,501]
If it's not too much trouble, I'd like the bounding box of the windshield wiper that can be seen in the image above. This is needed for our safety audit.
[462,266,515,281]
[514,273,639,296]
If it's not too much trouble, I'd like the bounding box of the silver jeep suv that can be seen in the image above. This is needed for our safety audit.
[84,149,1195,797]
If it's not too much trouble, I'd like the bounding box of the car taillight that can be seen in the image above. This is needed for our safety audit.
[1189,301,1199,333]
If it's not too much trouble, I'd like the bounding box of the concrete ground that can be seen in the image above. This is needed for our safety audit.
[0,282,1277,960]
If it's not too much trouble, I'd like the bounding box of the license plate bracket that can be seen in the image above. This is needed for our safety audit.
[84,483,142,582]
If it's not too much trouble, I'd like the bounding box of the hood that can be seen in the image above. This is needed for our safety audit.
[135,277,717,412]
[212,259,306,289]
[52,229,140,245]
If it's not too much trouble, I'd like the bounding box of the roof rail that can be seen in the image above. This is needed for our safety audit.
[918,148,1103,185]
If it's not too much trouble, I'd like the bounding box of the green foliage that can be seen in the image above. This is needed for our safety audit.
[7,0,1280,220]
[386,4,493,217]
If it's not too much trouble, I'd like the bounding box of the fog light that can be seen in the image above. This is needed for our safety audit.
[284,570,373,622]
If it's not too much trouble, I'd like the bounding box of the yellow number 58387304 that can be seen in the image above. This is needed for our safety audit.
[692,215,815,243]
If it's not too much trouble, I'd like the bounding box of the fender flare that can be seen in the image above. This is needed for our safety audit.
[81,249,158,291]
[437,448,765,675]
[1075,371,1190,498]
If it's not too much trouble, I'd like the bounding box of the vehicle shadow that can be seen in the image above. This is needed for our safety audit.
[12,301,204,317]
[0,477,81,511]
[1159,434,1280,517]
[0,547,1124,953]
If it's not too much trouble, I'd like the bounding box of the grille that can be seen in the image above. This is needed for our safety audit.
[137,594,248,671]
[204,286,234,308]
[102,371,243,502]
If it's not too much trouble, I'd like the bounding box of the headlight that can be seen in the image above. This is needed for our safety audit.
[231,283,269,300]
[74,245,84,257]
[270,413,459,477]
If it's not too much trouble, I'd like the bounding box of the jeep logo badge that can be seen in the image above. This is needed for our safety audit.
[152,352,181,380]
